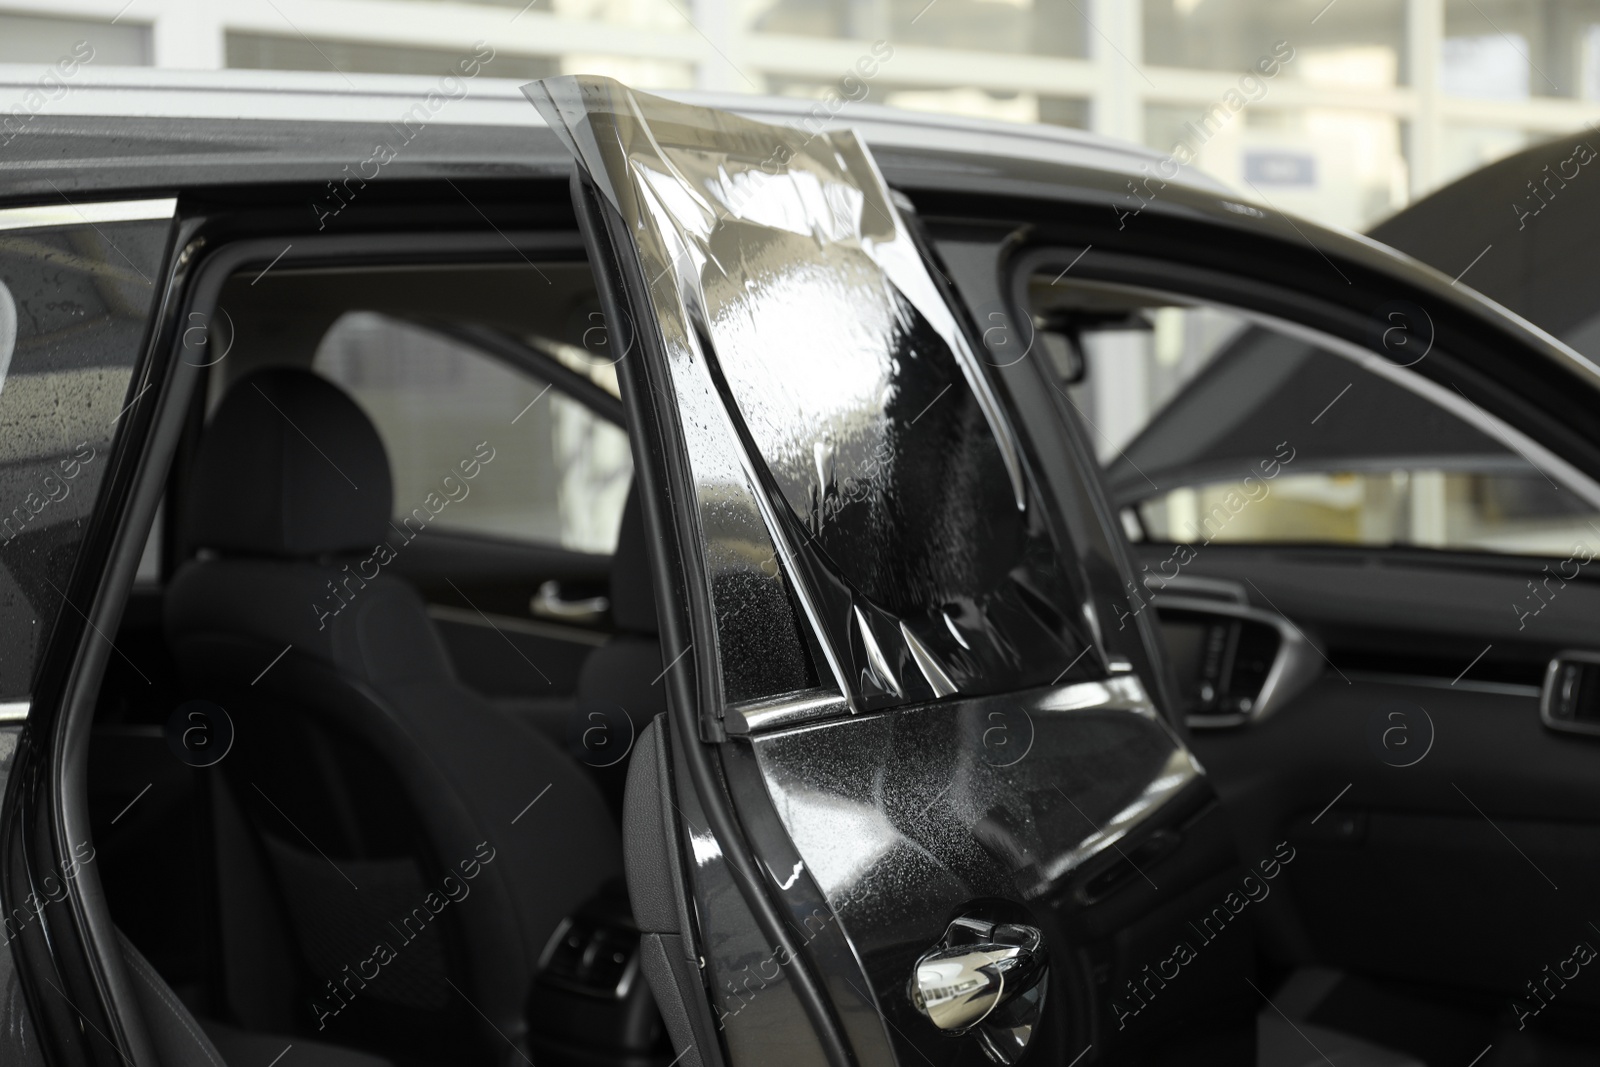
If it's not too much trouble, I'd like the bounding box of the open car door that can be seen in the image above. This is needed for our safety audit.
[529,77,1263,1067]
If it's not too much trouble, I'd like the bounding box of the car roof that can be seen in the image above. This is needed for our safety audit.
[7,65,1595,402]
[0,65,1229,200]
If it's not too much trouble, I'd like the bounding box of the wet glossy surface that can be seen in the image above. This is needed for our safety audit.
[0,222,159,699]
[532,77,1245,1066]
[0,726,45,1067]
[528,75,1098,715]
[751,677,1206,1064]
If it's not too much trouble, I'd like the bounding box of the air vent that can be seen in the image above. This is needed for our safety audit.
[539,916,639,999]
[1152,594,1321,728]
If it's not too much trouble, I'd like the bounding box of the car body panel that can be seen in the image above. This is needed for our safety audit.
[538,75,1254,1066]
[3,68,1600,1067]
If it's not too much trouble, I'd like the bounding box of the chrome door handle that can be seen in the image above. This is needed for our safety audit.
[530,580,610,623]
[909,917,1048,1064]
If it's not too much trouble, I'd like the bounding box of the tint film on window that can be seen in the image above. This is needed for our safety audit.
[531,76,1097,711]
[0,215,168,699]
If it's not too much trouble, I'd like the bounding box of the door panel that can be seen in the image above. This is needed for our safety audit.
[0,199,180,1067]
[1160,547,1600,1026]
[392,527,611,698]
[541,75,1254,1066]
[743,683,1236,1065]
[993,212,1600,1060]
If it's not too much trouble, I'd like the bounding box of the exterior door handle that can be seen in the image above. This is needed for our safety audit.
[530,580,610,624]
[909,917,1048,1064]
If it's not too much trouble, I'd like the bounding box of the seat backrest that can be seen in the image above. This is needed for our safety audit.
[165,368,619,1060]
[575,487,666,812]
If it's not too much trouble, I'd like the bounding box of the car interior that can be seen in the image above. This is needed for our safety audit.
[1027,267,1600,1066]
[87,257,672,1067]
[71,224,1600,1067]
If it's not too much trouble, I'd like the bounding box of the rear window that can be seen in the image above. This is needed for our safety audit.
[0,208,170,699]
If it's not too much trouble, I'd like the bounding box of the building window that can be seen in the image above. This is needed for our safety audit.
[1143,0,1405,89]
[225,33,557,79]
[745,0,1087,58]
[766,75,1089,129]
[1444,0,1600,100]
[0,13,150,66]
[1146,103,1409,231]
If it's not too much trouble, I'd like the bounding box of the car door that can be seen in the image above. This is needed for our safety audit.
[959,186,1600,1064]
[531,76,1263,1067]
[0,196,181,1066]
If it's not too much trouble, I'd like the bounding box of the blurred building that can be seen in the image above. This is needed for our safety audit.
[4,0,1600,231]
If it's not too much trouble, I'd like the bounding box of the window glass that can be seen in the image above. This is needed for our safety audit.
[664,151,1094,709]
[766,75,1091,129]
[530,77,1096,710]
[0,215,168,699]
[1143,0,1404,88]
[1027,274,1600,558]
[0,13,149,65]
[388,0,686,30]
[1144,104,1409,231]
[743,0,1087,57]
[314,313,632,554]
[1444,0,1600,101]
[224,34,556,79]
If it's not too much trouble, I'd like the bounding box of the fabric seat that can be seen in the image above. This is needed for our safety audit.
[573,487,667,814]
[1257,969,1425,1067]
[164,367,620,1061]
[120,931,391,1067]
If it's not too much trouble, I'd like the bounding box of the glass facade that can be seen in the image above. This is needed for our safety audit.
[1444,0,1600,99]
[2,0,1600,229]
[745,0,1087,57]
[1146,102,1409,231]
[0,13,149,65]
[1144,0,1407,87]
[225,34,559,79]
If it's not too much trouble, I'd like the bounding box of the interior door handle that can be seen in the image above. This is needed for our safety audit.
[530,580,610,624]
[909,917,1048,1064]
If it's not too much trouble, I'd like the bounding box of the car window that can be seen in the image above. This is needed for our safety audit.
[0,208,170,699]
[534,76,1100,711]
[1026,274,1600,558]
[313,312,631,554]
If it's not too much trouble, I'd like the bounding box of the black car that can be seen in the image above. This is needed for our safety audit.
[1,68,1599,1067]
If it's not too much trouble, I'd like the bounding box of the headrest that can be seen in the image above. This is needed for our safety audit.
[610,485,658,634]
[188,367,392,558]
